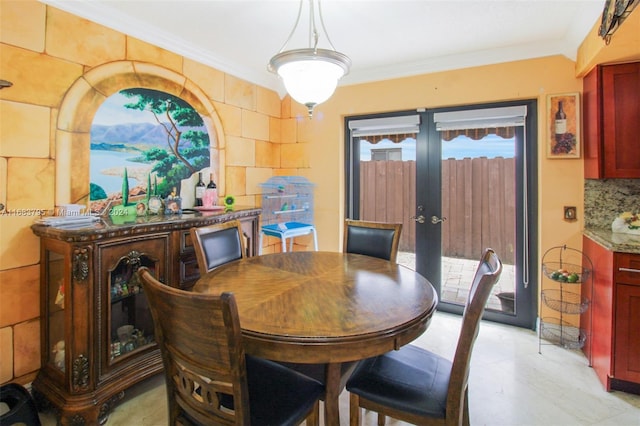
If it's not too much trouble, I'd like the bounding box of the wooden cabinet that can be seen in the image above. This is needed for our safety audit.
[613,253,640,384]
[581,237,614,389]
[583,61,640,179]
[582,236,640,393]
[173,228,200,290]
[31,208,260,424]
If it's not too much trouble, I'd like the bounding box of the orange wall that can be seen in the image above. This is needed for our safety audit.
[576,6,640,76]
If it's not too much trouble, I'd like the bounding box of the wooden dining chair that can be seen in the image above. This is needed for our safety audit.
[190,220,245,274]
[346,248,503,426]
[343,219,402,263]
[137,267,322,426]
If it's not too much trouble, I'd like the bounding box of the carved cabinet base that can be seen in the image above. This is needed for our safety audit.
[33,371,145,425]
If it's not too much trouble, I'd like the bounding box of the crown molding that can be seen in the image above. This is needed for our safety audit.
[39,0,598,95]
[341,40,573,86]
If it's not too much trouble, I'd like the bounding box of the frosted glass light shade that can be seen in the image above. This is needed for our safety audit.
[279,60,342,105]
[269,48,350,117]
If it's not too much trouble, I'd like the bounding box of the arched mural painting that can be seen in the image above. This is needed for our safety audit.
[54,61,225,216]
[90,88,210,214]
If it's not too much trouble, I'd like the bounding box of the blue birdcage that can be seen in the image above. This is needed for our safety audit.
[259,176,317,253]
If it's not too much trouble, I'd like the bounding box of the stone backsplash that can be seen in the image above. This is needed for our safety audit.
[584,179,640,228]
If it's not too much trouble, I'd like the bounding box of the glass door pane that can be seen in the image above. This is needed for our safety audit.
[108,255,156,363]
[439,134,516,313]
[358,137,417,260]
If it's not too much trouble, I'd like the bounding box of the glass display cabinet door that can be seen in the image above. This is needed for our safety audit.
[45,248,66,373]
[108,251,157,364]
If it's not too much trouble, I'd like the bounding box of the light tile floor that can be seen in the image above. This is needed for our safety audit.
[38,312,640,426]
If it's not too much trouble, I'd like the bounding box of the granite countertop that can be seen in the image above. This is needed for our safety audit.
[583,227,640,254]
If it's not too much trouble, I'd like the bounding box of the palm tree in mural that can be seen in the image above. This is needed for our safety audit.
[121,88,210,195]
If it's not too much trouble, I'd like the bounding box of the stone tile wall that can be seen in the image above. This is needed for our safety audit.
[0,0,307,385]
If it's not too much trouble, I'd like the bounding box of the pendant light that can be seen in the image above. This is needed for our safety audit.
[268,0,351,118]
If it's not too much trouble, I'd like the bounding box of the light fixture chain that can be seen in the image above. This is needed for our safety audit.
[317,0,338,51]
[268,0,351,118]
[309,0,319,51]
[277,0,305,54]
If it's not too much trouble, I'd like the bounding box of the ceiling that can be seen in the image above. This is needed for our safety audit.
[41,0,606,96]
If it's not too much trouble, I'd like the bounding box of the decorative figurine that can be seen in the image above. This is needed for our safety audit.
[52,340,65,371]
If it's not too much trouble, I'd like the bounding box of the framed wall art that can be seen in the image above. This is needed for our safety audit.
[547,92,580,158]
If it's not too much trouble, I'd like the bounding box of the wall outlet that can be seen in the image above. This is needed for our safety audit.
[564,206,577,221]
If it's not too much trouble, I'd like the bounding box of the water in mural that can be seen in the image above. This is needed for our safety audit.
[90,88,210,211]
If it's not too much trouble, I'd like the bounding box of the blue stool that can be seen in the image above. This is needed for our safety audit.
[260,222,318,254]
[0,383,41,426]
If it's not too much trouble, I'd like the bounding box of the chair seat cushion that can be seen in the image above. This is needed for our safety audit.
[346,344,452,419]
[237,355,323,426]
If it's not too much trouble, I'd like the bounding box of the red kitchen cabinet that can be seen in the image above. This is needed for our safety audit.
[582,236,640,393]
[613,253,640,385]
[581,237,614,389]
[583,62,640,179]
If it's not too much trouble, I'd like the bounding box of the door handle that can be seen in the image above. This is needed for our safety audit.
[411,215,425,224]
[431,215,446,224]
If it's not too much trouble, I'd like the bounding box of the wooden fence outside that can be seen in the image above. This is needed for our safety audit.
[359,157,516,264]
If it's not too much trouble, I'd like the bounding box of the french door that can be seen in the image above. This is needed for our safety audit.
[346,101,538,329]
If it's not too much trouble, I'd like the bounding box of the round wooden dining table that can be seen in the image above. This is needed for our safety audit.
[193,251,438,425]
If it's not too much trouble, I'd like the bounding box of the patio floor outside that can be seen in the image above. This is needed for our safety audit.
[396,252,516,312]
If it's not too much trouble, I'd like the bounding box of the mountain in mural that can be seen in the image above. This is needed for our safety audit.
[90,122,206,151]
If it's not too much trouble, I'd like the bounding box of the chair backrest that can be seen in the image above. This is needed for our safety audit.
[343,219,402,263]
[447,248,502,425]
[190,220,246,274]
[138,266,251,425]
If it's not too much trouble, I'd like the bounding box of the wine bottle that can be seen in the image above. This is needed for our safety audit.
[195,172,205,206]
[204,173,218,207]
[554,101,567,138]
